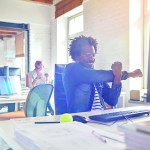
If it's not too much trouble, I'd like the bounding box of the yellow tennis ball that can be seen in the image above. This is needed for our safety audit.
[60,113,73,123]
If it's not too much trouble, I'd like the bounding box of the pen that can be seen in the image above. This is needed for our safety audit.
[92,130,124,143]
[91,130,107,143]
[35,121,60,124]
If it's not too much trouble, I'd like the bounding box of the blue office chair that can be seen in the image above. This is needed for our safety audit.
[54,64,67,115]
[25,84,53,117]
[0,84,54,120]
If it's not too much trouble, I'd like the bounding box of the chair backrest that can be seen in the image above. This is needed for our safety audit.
[25,84,53,117]
[54,64,67,115]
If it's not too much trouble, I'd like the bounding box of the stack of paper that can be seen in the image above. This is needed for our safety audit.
[14,121,125,150]
[118,121,150,150]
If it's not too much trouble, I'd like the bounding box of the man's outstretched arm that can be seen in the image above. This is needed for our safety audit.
[121,69,143,80]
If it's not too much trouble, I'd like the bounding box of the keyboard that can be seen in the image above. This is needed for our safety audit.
[89,109,150,122]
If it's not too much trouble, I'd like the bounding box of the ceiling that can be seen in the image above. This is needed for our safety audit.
[0,28,23,40]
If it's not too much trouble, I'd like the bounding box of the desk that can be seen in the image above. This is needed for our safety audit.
[129,99,150,105]
[0,106,150,150]
[0,94,27,111]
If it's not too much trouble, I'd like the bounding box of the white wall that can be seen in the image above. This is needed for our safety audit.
[0,0,51,24]
[0,0,52,71]
[129,0,143,90]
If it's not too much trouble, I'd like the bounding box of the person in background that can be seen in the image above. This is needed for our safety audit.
[63,35,143,113]
[28,60,54,115]
[28,61,49,88]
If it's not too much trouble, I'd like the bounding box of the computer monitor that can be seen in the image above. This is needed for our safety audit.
[9,67,21,77]
[0,67,21,77]
[0,76,21,95]
[0,67,21,95]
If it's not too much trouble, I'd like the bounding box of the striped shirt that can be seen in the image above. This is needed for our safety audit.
[92,85,103,110]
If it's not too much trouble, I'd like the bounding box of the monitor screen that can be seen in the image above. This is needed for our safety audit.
[0,67,21,77]
[9,67,21,77]
[0,76,21,95]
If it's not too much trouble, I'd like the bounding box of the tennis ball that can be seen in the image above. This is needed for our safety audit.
[60,113,73,123]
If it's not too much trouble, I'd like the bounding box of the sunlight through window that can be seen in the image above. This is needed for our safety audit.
[68,13,83,36]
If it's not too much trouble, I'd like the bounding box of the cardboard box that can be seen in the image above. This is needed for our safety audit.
[130,89,147,101]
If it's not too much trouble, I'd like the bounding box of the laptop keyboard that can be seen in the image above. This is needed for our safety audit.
[89,109,150,122]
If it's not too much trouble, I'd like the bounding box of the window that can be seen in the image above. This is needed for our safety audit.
[67,12,83,62]
[68,13,83,36]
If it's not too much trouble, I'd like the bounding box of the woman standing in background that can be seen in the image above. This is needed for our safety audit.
[27,60,54,115]
[28,60,49,88]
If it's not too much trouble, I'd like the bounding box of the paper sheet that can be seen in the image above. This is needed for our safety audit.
[14,122,125,150]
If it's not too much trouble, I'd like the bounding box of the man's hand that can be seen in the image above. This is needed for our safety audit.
[128,69,143,78]
[111,61,122,76]
[44,73,49,83]
[37,72,42,79]
[44,73,49,78]
[111,61,122,84]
